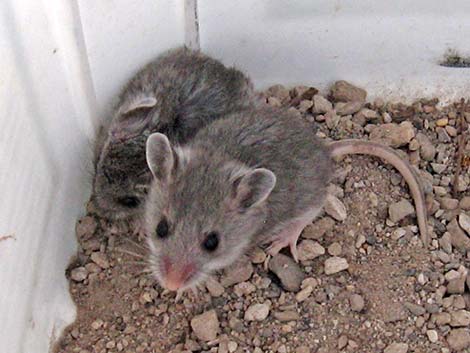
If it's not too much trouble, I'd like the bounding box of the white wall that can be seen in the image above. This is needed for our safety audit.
[1,1,469,353]
[199,0,470,103]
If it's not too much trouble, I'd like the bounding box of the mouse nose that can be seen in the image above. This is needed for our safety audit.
[163,258,195,291]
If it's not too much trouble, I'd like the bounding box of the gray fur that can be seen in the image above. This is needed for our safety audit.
[145,106,334,290]
[92,46,255,221]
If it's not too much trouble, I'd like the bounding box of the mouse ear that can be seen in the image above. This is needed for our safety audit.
[109,94,158,139]
[146,133,174,183]
[232,168,276,209]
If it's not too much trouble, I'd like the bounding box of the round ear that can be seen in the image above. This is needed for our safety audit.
[146,133,174,182]
[109,95,158,139]
[232,168,276,209]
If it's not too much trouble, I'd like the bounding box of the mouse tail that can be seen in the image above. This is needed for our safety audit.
[329,139,429,247]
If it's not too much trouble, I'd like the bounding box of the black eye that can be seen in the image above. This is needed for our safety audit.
[156,218,169,239]
[202,232,219,252]
[117,196,140,208]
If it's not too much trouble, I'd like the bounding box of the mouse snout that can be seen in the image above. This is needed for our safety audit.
[162,257,196,291]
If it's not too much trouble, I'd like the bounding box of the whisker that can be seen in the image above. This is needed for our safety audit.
[114,248,146,259]
[122,260,148,266]
[121,236,149,251]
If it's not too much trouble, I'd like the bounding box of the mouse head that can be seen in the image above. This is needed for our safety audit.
[92,134,152,221]
[145,133,276,291]
[92,93,161,220]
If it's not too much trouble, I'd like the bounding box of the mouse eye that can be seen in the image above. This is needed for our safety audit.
[202,232,219,252]
[117,196,140,208]
[156,218,169,238]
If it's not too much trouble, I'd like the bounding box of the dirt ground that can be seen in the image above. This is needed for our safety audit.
[55,83,470,353]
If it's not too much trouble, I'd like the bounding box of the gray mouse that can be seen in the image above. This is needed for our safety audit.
[144,106,429,292]
[92,46,256,225]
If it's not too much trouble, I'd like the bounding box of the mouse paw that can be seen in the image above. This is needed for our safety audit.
[266,237,299,263]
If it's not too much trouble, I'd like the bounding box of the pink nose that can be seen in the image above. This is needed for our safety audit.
[162,257,195,291]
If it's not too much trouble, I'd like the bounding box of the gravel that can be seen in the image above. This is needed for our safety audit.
[55,82,470,353]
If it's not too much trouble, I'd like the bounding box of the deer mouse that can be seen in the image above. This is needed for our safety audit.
[144,107,428,292]
[92,46,255,224]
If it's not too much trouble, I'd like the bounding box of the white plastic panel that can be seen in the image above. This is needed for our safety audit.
[77,0,186,120]
[199,0,470,102]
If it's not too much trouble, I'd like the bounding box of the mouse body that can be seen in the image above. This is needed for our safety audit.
[92,46,255,223]
[144,107,333,291]
[144,107,430,292]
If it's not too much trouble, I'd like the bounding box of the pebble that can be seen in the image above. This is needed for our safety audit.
[369,122,415,148]
[76,216,97,239]
[244,302,270,321]
[335,101,363,115]
[221,261,253,287]
[436,117,449,126]
[330,80,367,103]
[302,217,335,239]
[388,199,415,223]
[450,310,470,327]
[91,319,104,330]
[70,267,88,282]
[355,234,366,248]
[324,195,347,221]
[459,213,470,235]
[415,133,436,161]
[447,329,470,351]
[274,310,300,322]
[404,302,426,316]
[205,277,225,297]
[312,95,333,114]
[447,275,466,294]
[448,219,470,251]
[298,240,325,261]
[266,84,290,102]
[190,310,220,342]
[90,252,110,269]
[384,342,408,353]
[349,294,365,312]
[233,282,256,297]
[324,257,349,275]
[426,330,438,343]
[269,254,305,292]
[250,247,267,264]
[327,242,342,256]
[295,346,311,353]
[437,127,451,143]
[460,196,470,210]
[295,285,313,302]
[383,303,407,323]
[440,197,459,210]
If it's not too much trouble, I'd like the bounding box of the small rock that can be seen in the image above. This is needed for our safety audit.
[447,329,470,351]
[190,310,219,342]
[269,253,305,292]
[440,197,459,210]
[437,127,451,143]
[426,330,438,343]
[312,95,333,114]
[448,219,470,251]
[349,294,365,312]
[335,101,363,115]
[433,312,451,325]
[431,163,447,174]
[90,252,110,269]
[330,80,367,103]
[338,335,348,350]
[296,346,311,353]
[389,199,415,223]
[327,242,342,256]
[324,195,347,221]
[244,302,270,321]
[298,99,313,113]
[450,310,470,327]
[70,267,88,282]
[440,232,453,253]
[355,234,366,248]
[221,261,253,287]
[76,216,97,239]
[459,213,470,235]
[358,108,378,120]
[250,247,267,264]
[266,84,290,102]
[298,240,325,261]
[416,133,436,161]
[460,196,470,210]
[233,282,256,297]
[447,274,466,295]
[205,277,225,297]
[274,310,300,322]
[384,302,407,323]
[404,302,426,316]
[324,257,349,275]
[295,285,313,302]
[91,319,104,330]
[369,122,415,148]
[303,217,335,239]
[384,342,408,353]
[436,117,449,126]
